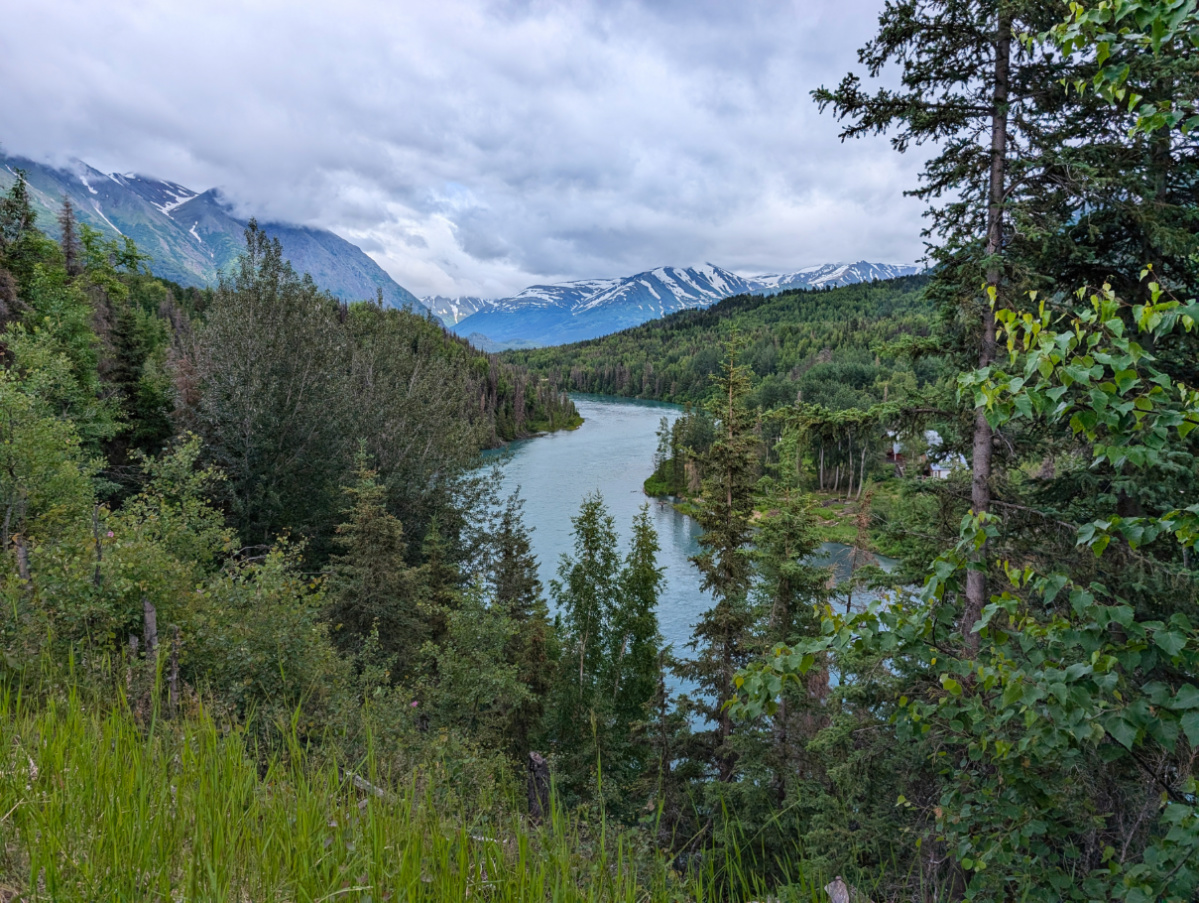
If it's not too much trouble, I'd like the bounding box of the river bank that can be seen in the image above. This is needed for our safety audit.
[494,394,903,651]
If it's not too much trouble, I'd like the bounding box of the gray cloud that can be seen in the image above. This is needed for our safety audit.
[1,0,929,297]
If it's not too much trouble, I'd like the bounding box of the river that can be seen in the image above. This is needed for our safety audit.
[491,394,897,667]
[491,395,710,658]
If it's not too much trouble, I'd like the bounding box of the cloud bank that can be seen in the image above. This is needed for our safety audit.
[1,0,929,297]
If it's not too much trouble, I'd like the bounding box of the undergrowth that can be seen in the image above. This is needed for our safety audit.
[0,682,834,903]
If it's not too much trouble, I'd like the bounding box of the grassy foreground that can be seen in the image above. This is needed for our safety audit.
[0,687,825,903]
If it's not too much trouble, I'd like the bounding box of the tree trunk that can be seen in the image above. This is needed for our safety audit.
[14,533,31,589]
[963,12,1011,651]
[143,597,158,657]
[527,752,551,823]
[846,438,854,497]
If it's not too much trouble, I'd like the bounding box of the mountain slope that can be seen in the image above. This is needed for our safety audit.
[0,154,422,309]
[450,265,759,347]
[422,295,491,325]
[751,261,919,294]
[449,262,919,348]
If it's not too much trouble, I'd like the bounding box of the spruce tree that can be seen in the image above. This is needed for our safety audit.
[640,648,695,839]
[677,340,760,782]
[57,197,82,278]
[0,169,38,286]
[414,516,461,649]
[814,0,1198,643]
[748,485,833,809]
[752,490,827,650]
[610,504,664,732]
[548,491,622,800]
[490,491,555,757]
[324,456,422,675]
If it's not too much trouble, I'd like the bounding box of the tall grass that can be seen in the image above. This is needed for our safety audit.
[0,685,829,902]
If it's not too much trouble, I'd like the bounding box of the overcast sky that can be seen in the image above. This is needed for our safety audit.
[1,0,929,298]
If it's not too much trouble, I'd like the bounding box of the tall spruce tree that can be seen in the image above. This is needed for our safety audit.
[610,505,664,732]
[57,197,82,278]
[815,0,1198,644]
[324,456,423,675]
[814,0,1029,642]
[548,491,623,801]
[750,486,833,809]
[677,341,760,782]
[490,491,555,758]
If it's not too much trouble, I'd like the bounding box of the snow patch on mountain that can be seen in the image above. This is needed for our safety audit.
[422,295,494,326]
[747,261,919,293]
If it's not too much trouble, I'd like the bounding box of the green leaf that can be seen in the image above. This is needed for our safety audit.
[1173,684,1199,710]
[1104,715,1138,749]
[1181,711,1199,748]
[1113,368,1139,392]
[1154,630,1187,658]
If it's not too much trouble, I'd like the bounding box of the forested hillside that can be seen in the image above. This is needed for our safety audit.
[2,2,1199,902]
[505,275,937,411]
[0,176,577,561]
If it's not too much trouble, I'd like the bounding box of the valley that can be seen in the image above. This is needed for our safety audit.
[3,0,1197,896]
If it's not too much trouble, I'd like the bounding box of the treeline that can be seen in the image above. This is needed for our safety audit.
[504,275,938,412]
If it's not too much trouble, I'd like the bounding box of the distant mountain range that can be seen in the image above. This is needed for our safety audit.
[438,261,920,348]
[1,153,917,347]
[0,154,422,309]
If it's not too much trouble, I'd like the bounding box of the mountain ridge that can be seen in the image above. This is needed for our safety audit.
[445,260,919,348]
[0,154,423,310]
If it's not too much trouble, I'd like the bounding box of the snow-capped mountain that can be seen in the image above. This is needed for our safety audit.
[0,154,422,310]
[578,265,754,315]
[750,261,919,294]
[450,261,918,348]
[450,265,758,348]
[421,295,493,325]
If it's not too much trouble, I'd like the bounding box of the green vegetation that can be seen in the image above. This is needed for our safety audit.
[0,688,837,902]
[506,275,936,411]
[2,1,1199,900]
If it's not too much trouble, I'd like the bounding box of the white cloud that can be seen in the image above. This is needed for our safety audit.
[0,0,929,297]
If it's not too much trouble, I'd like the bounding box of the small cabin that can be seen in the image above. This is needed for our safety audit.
[887,429,966,479]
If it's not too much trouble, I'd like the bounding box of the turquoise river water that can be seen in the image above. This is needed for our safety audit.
[491,394,897,660]
[492,394,709,657]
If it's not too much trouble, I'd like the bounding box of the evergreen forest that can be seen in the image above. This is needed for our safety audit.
[505,275,937,413]
[3,2,1199,902]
